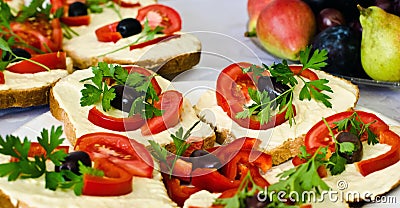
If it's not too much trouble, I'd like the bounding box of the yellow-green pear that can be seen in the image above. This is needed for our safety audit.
[359,5,400,82]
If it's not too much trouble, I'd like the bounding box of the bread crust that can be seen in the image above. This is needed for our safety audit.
[0,85,51,109]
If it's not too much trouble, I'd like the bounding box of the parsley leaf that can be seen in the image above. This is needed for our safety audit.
[0,126,105,196]
[327,152,347,175]
[268,147,330,205]
[80,62,161,118]
[237,46,332,126]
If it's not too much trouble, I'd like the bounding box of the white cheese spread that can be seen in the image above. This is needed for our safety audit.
[51,68,214,146]
[195,69,359,151]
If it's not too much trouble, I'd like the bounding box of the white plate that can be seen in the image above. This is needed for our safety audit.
[10,80,400,207]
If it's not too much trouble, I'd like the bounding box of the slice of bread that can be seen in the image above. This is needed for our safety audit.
[0,58,73,109]
[49,66,216,150]
[62,3,201,79]
[195,68,360,165]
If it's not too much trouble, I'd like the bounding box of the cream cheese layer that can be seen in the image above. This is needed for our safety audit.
[51,68,214,146]
[195,69,359,150]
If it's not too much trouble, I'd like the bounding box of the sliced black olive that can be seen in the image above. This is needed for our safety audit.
[110,85,143,112]
[3,48,31,62]
[245,193,270,208]
[117,18,142,38]
[55,151,92,175]
[189,149,223,170]
[68,2,88,17]
[336,131,363,163]
[257,76,290,99]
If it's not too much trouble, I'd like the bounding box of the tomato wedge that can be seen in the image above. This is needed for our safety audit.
[75,132,154,178]
[95,22,122,43]
[87,106,145,131]
[82,158,133,196]
[136,4,182,34]
[304,110,399,176]
[216,62,294,130]
[7,52,67,74]
[141,90,183,135]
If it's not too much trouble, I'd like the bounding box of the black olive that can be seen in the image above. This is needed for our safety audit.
[110,85,143,112]
[3,48,31,62]
[245,193,270,208]
[55,151,92,175]
[257,76,290,100]
[189,150,223,170]
[336,132,363,163]
[68,2,88,17]
[117,18,142,38]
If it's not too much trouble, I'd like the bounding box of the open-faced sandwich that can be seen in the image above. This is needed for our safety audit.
[0,0,73,109]
[194,47,359,165]
[49,62,215,150]
[58,0,201,78]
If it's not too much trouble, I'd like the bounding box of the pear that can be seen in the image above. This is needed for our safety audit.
[358,5,400,82]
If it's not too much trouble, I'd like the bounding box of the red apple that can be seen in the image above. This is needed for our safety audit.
[256,0,316,60]
[246,0,274,36]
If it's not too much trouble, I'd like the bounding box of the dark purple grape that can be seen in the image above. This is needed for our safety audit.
[245,194,270,208]
[373,0,394,13]
[394,0,400,16]
[189,150,222,170]
[317,8,346,31]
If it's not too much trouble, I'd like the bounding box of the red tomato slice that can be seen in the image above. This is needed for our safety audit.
[9,18,62,54]
[82,158,133,196]
[136,4,182,34]
[75,132,154,178]
[7,52,67,74]
[304,110,399,176]
[87,106,145,131]
[216,62,293,130]
[129,34,180,50]
[61,16,90,26]
[113,0,141,7]
[0,71,4,84]
[304,110,390,151]
[289,65,319,81]
[95,22,122,43]
[141,90,183,135]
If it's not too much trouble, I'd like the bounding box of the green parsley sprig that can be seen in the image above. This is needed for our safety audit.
[80,62,161,119]
[237,46,332,126]
[149,120,201,176]
[322,111,379,175]
[213,172,265,208]
[267,146,330,206]
[0,126,103,195]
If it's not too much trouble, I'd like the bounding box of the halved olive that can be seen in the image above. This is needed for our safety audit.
[68,2,88,17]
[189,149,223,170]
[117,18,142,38]
[55,151,92,175]
[110,85,143,112]
[336,131,363,163]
